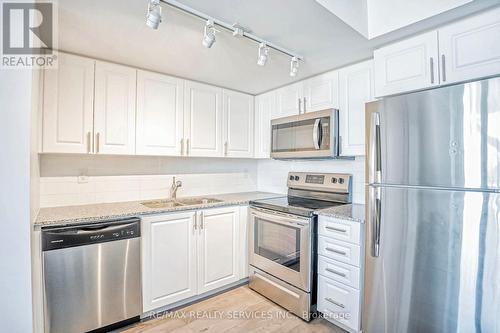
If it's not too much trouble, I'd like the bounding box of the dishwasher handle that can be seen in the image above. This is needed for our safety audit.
[42,218,140,251]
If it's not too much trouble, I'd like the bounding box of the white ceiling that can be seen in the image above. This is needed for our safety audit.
[57,0,499,94]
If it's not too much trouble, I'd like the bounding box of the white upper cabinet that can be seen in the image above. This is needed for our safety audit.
[302,71,339,112]
[439,7,500,85]
[94,61,137,155]
[42,52,95,153]
[339,60,375,156]
[184,81,223,157]
[374,7,500,97]
[141,212,197,312]
[254,91,277,159]
[276,82,302,117]
[374,31,439,97]
[222,90,254,158]
[136,70,184,156]
[197,207,240,294]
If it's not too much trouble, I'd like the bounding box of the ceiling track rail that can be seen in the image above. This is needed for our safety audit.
[159,0,303,60]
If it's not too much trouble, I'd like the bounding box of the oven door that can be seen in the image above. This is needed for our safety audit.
[270,109,338,159]
[249,207,313,292]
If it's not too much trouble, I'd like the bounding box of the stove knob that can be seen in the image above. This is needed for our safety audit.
[294,176,300,181]
[331,177,337,183]
[289,175,294,181]
[338,178,345,184]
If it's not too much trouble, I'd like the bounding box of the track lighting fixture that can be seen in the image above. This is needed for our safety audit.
[289,57,299,77]
[146,0,162,30]
[257,43,269,66]
[232,23,244,37]
[202,20,217,48]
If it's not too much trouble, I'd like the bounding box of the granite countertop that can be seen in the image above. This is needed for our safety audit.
[35,191,282,228]
[315,203,365,223]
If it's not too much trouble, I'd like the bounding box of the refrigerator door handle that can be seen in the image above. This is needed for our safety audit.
[369,186,382,257]
[369,112,382,184]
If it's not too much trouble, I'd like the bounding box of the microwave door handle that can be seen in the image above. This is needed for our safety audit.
[313,119,321,150]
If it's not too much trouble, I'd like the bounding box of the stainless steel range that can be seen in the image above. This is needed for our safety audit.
[249,172,352,321]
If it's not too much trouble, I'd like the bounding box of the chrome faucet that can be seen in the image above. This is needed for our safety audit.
[170,177,182,200]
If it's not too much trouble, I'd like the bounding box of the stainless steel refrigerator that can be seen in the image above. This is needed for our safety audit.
[364,77,500,333]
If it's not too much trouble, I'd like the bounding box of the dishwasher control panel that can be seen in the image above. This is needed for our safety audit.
[42,218,141,251]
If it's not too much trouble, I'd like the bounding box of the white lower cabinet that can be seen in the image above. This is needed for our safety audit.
[142,206,243,312]
[317,216,364,333]
[197,207,240,293]
[141,211,197,312]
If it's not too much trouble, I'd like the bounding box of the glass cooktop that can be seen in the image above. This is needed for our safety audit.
[250,196,344,217]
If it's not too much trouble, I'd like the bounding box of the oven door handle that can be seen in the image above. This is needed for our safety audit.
[250,207,311,227]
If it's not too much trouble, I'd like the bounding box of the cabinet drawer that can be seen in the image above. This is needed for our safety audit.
[318,236,360,267]
[318,255,360,290]
[318,275,360,332]
[318,217,361,245]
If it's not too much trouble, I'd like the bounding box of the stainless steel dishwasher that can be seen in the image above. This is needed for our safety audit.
[42,218,142,333]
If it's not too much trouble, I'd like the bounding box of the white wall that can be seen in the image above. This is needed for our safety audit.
[367,0,472,37]
[0,69,34,330]
[257,158,366,204]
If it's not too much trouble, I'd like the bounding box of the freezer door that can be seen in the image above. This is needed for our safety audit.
[363,185,500,333]
[365,77,500,190]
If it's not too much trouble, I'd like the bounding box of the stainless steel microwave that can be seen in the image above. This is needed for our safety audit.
[270,109,339,159]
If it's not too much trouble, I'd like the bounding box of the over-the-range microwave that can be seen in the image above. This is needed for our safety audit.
[270,109,342,159]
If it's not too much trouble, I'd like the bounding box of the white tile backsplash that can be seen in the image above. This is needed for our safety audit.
[40,172,258,208]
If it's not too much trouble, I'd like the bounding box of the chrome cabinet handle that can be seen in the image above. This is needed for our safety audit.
[430,57,435,84]
[194,213,197,230]
[325,297,345,309]
[325,247,347,256]
[200,211,204,230]
[325,226,347,233]
[95,132,100,154]
[369,112,381,184]
[181,138,184,156]
[86,132,92,153]
[369,186,382,257]
[303,97,307,113]
[326,267,347,277]
[224,141,228,156]
[441,54,446,82]
[298,98,302,114]
[186,138,190,155]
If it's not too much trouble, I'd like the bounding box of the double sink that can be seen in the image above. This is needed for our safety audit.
[141,197,223,209]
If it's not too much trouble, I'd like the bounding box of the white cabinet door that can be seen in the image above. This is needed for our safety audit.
[197,207,240,294]
[339,60,375,156]
[184,81,223,157]
[136,70,184,156]
[222,90,254,158]
[439,7,500,85]
[42,52,95,153]
[303,71,339,112]
[254,91,277,159]
[276,82,302,117]
[374,31,439,97]
[142,212,197,312]
[94,61,137,155]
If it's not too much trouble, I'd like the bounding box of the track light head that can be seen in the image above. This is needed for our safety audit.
[290,57,299,77]
[146,0,162,30]
[202,20,216,48]
[257,43,269,66]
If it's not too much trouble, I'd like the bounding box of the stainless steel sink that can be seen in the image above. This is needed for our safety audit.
[140,200,185,209]
[175,197,223,205]
[141,197,222,209]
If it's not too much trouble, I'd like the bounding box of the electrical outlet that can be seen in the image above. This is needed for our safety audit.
[77,175,89,184]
